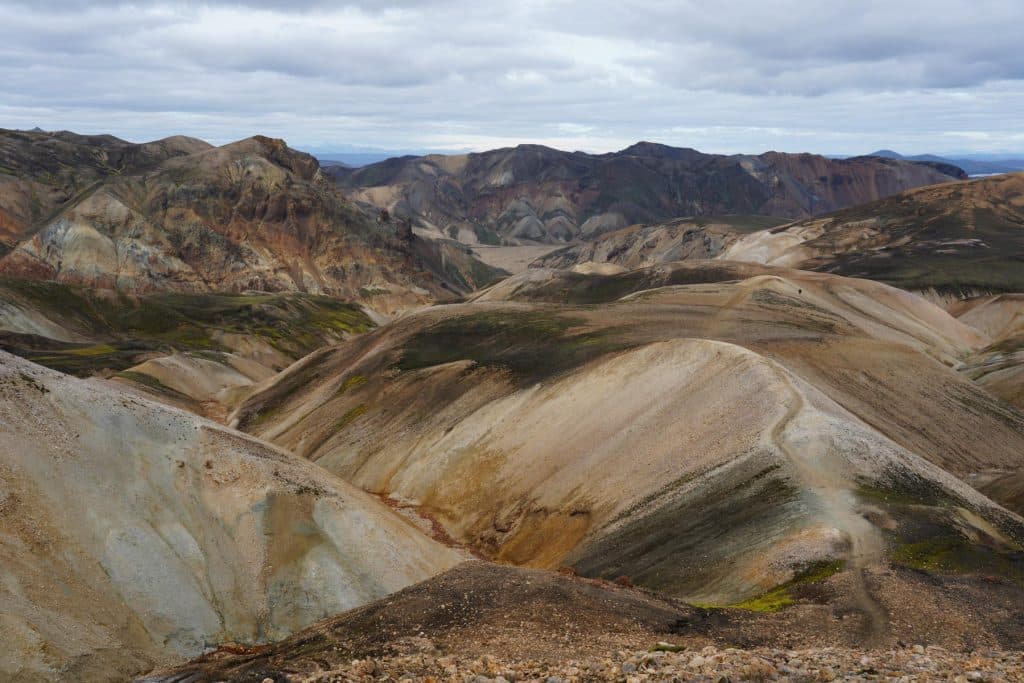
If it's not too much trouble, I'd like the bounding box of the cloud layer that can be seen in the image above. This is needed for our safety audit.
[2,1,1022,154]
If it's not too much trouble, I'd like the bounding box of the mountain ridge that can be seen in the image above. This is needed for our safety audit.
[0,128,504,314]
[332,142,966,245]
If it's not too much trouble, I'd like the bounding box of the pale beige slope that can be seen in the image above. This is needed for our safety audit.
[115,351,274,407]
[472,262,988,364]
[0,351,460,682]
[951,294,1024,411]
[949,293,1024,342]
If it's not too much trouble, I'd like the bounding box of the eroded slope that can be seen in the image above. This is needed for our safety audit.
[0,351,461,682]
[334,143,963,245]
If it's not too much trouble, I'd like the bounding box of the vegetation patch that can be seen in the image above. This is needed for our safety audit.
[856,469,962,508]
[859,474,1024,585]
[892,533,1024,585]
[333,404,367,431]
[395,310,630,385]
[62,343,118,357]
[0,278,374,376]
[727,560,845,613]
[335,374,368,396]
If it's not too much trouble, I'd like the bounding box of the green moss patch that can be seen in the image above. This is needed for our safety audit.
[335,374,368,396]
[727,560,845,613]
[892,534,1024,585]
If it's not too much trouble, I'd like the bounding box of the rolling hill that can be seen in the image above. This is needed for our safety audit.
[228,262,1024,636]
[532,215,787,271]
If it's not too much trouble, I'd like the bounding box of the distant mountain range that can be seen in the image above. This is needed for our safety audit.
[331,142,966,245]
[866,149,1024,175]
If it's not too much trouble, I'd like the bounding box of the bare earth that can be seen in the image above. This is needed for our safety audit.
[471,244,563,274]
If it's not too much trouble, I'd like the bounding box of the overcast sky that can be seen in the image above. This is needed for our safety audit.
[2,0,1023,155]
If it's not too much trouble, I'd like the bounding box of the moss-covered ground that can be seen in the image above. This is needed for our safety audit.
[395,310,630,385]
[0,277,373,376]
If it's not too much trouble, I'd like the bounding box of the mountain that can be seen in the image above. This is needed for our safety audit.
[0,129,212,250]
[331,142,966,245]
[868,149,1024,176]
[0,129,504,314]
[721,172,1024,301]
[228,261,1024,631]
[0,350,461,681]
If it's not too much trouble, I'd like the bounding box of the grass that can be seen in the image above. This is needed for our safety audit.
[858,470,1024,586]
[891,532,1024,585]
[856,469,962,508]
[333,404,367,431]
[62,343,117,356]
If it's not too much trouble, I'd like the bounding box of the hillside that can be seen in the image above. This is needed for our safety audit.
[230,262,1024,630]
[0,129,504,314]
[0,351,461,681]
[952,294,1024,415]
[721,173,1024,300]
[0,277,382,418]
[332,142,965,245]
[148,562,1024,682]
[0,129,212,252]
[532,215,786,270]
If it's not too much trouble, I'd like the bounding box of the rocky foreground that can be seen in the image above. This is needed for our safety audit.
[273,641,1024,682]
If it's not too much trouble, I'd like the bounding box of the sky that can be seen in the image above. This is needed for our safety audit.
[2,1,1023,156]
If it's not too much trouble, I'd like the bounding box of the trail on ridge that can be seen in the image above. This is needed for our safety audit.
[770,367,889,644]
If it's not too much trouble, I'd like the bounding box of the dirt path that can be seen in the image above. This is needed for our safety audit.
[769,368,889,644]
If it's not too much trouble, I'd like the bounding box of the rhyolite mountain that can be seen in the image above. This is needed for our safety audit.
[331,141,966,245]
[0,128,503,314]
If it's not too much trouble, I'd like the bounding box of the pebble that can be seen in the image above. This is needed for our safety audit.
[291,640,1024,682]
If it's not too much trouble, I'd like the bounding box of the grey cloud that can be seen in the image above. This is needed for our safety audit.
[0,0,1022,154]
